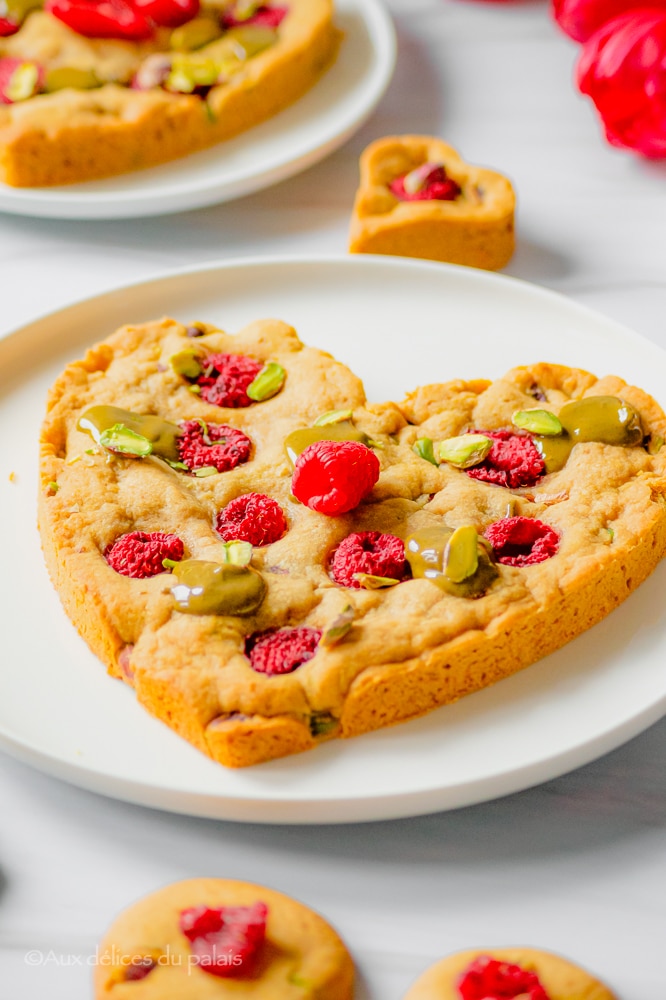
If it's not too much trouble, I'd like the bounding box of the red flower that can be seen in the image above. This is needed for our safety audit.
[552,0,666,43]
[577,9,666,157]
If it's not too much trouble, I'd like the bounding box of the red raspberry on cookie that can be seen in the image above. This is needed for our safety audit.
[292,440,380,515]
[485,516,559,566]
[195,353,263,408]
[457,955,550,1000]
[331,531,408,588]
[466,430,545,489]
[215,493,287,546]
[177,420,252,473]
[105,531,184,578]
[247,626,322,675]
[179,902,267,978]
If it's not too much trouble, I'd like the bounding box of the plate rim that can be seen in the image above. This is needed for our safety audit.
[2,252,666,824]
[0,0,396,220]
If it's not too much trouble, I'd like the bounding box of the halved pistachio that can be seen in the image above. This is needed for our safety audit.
[169,349,204,379]
[5,61,39,102]
[44,66,100,93]
[321,604,355,647]
[194,466,218,477]
[246,362,285,402]
[314,408,354,427]
[438,433,492,469]
[413,437,438,466]
[443,525,479,582]
[166,54,221,93]
[309,713,338,738]
[405,526,498,598]
[512,408,563,436]
[98,423,152,457]
[233,0,261,18]
[352,573,400,589]
[226,24,278,58]
[219,540,253,566]
[2,0,42,19]
[648,434,664,455]
[170,16,222,51]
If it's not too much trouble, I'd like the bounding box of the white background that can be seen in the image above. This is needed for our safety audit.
[1,0,665,995]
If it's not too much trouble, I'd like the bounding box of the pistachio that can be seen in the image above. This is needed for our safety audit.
[314,408,354,427]
[648,434,664,455]
[246,361,285,401]
[5,61,39,102]
[309,714,338,738]
[194,466,218,477]
[170,16,222,51]
[320,605,355,647]
[98,423,153,457]
[162,558,180,570]
[352,573,400,589]
[403,161,444,196]
[78,406,182,463]
[405,526,498,599]
[47,481,60,494]
[233,0,261,18]
[219,540,253,566]
[444,525,479,582]
[171,559,266,616]
[413,437,438,466]
[226,24,278,58]
[166,54,221,93]
[512,408,563,436]
[169,349,204,379]
[44,67,100,93]
[438,433,492,469]
[188,385,202,394]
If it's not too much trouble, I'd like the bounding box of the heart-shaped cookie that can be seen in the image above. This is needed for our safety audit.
[349,135,516,270]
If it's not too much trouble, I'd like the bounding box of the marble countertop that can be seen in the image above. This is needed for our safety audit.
[1,0,665,995]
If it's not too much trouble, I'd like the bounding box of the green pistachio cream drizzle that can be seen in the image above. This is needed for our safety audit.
[405,525,498,599]
[513,396,644,474]
[284,421,369,467]
[77,406,182,463]
[170,559,266,616]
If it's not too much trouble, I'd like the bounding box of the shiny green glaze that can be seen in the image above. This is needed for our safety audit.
[78,406,182,463]
[558,396,643,446]
[170,559,266,616]
[284,422,368,466]
[532,434,574,474]
[405,526,498,598]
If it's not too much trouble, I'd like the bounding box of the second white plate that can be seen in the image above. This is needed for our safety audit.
[0,0,395,220]
[1,255,666,823]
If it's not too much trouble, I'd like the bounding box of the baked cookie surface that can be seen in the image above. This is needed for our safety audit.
[349,135,515,270]
[0,0,337,186]
[38,317,666,767]
[403,947,616,1000]
[94,877,354,997]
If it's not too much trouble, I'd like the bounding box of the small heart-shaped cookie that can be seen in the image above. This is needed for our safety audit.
[349,135,516,270]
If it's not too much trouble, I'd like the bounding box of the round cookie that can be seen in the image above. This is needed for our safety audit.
[403,947,616,1000]
[93,877,354,998]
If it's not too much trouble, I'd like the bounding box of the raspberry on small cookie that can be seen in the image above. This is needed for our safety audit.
[105,531,184,578]
[179,902,267,978]
[292,440,380,515]
[177,420,252,473]
[247,626,322,675]
[330,531,408,588]
[215,493,287,546]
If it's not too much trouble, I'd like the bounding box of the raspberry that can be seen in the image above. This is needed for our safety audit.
[246,626,322,675]
[292,440,380,516]
[485,516,559,567]
[123,959,156,982]
[390,168,461,202]
[457,955,551,1000]
[195,353,263,408]
[179,903,267,979]
[177,420,252,473]
[330,531,408,588]
[222,5,288,29]
[215,493,287,546]
[105,531,184,578]
[466,430,545,489]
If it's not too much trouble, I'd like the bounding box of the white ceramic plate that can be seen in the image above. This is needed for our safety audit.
[0,0,395,220]
[2,255,666,824]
